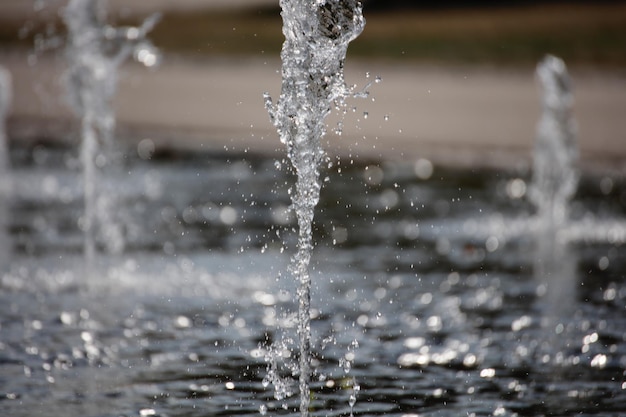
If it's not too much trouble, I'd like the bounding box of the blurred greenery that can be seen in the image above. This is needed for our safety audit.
[1,3,626,67]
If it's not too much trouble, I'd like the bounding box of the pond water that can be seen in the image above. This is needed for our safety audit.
[1,139,625,417]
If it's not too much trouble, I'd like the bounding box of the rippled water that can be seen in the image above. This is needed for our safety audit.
[1,140,625,417]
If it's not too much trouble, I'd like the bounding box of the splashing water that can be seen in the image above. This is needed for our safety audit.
[348,378,360,417]
[264,1,365,415]
[63,0,160,261]
[529,55,578,228]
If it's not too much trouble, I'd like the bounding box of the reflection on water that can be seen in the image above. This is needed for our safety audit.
[1,141,625,416]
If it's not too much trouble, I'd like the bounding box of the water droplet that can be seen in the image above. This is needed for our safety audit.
[485,236,499,252]
[137,138,155,160]
[600,177,613,195]
[414,158,433,180]
[598,256,609,270]
[506,178,527,199]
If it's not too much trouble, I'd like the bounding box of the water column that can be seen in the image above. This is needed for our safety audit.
[63,0,159,260]
[530,55,580,344]
[0,67,12,269]
[529,55,578,228]
[264,1,364,415]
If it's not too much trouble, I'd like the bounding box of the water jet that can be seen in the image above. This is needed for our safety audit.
[264,1,365,415]
[63,0,160,260]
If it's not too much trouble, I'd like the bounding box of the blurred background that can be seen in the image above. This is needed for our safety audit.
[1,0,625,167]
[2,0,625,67]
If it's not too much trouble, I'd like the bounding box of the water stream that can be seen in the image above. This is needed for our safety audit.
[63,0,160,261]
[264,1,365,414]
[529,54,578,228]
[0,66,11,269]
[2,3,626,416]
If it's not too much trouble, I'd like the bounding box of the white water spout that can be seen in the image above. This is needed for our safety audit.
[63,0,160,260]
[529,54,578,228]
[264,1,365,415]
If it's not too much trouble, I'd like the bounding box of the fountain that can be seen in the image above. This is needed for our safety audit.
[63,0,160,261]
[1,3,626,416]
[529,54,578,229]
[529,55,579,330]
[263,1,365,414]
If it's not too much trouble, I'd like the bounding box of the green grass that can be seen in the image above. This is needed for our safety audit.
[2,3,626,67]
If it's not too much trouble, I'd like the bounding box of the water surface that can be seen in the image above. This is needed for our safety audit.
[1,140,625,416]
